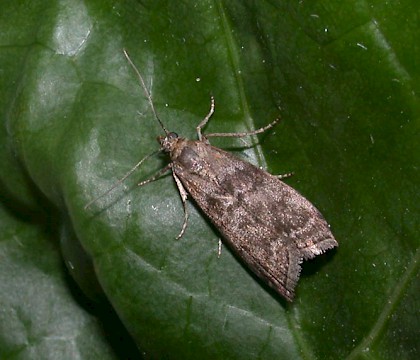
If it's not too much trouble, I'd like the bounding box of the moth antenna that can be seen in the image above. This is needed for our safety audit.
[84,150,160,210]
[123,49,169,135]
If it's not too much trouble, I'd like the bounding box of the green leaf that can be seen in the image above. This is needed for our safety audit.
[1,0,418,359]
[0,201,140,359]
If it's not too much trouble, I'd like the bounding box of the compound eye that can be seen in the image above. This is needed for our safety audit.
[167,132,178,139]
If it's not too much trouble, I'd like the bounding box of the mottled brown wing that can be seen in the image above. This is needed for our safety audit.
[172,140,338,301]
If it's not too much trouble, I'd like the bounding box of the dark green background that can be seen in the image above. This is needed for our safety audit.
[0,1,418,359]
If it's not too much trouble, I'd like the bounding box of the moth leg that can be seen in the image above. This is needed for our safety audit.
[84,149,160,210]
[196,96,215,141]
[205,118,280,139]
[172,172,189,240]
[138,163,172,187]
[218,239,223,258]
[276,172,294,180]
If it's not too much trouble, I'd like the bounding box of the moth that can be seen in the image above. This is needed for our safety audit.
[86,50,338,302]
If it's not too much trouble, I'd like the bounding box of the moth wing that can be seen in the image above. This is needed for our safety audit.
[173,142,337,301]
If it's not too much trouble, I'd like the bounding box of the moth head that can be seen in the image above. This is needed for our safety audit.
[158,132,179,153]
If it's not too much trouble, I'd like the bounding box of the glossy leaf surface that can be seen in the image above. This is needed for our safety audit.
[0,1,418,359]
